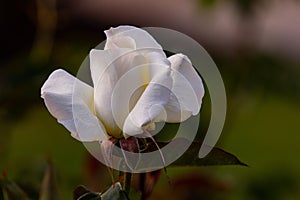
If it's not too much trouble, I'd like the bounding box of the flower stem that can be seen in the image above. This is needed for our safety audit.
[124,172,132,195]
[139,173,146,200]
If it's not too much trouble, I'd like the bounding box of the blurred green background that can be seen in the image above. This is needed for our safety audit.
[1,0,300,199]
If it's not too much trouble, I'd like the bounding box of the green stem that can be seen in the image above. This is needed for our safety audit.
[139,173,146,200]
[124,172,132,195]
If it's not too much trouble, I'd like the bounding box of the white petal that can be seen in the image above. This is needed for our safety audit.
[105,36,136,49]
[90,48,169,138]
[123,67,172,136]
[90,49,132,137]
[41,69,108,141]
[89,49,130,86]
[110,53,170,134]
[104,26,163,51]
[163,54,205,122]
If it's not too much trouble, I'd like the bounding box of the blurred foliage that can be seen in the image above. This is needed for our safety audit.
[199,0,259,13]
[199,0,218,8]
[0,160,60,200]
[39,160,60,200]
[0,177,30,200]
[218,54,300,101]
[234,0,258,13]
[247,169,299,200]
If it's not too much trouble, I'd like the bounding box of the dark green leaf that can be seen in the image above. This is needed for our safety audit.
[114,138,246,171]
[73,185,101,200]
[73,185,93,200]
[170,142,248,167]
[101,182,129,200]
[39,159,60,200]
[77,192,101,200]
[140,138,246,168]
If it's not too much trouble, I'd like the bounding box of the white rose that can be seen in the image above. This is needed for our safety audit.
[41,26,204,141]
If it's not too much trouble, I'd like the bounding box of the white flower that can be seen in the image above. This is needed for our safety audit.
[41,26,204,141]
